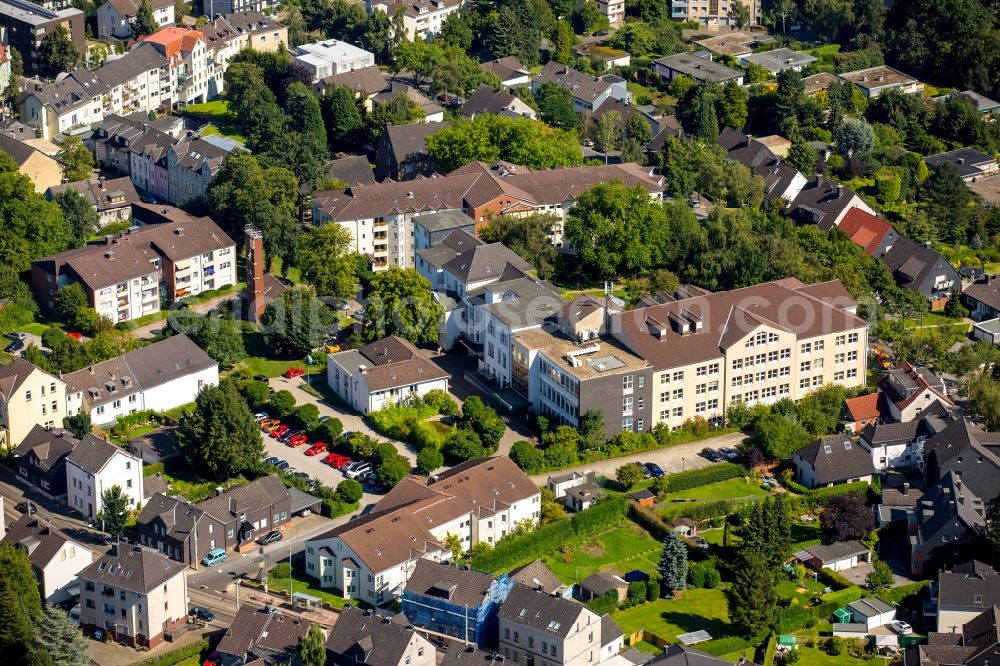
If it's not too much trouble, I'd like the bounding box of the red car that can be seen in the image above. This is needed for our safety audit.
[283,368,305,379]
[305,443,327,456]
[269,425,290,439]
[287,434,309,447]
[323,452,350,468]
[66,331,82,341]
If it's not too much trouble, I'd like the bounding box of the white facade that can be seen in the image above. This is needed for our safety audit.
[39,539,95,603]
[294,40,374,80]
[66,446,144,520]
[369,0,461,41]
[89,271,161,325]
[97,0,175,40]
[858,434,926,471]
[327,362,450,415]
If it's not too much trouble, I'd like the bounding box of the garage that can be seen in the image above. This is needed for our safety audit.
[805,540,872,572]
[848,597,896,630]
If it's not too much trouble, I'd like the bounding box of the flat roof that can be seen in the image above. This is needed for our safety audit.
[742,48,817,73]
[514,327,649,381]
[839,65,917,89]
[693,31,756,56]
[655,53,743,82]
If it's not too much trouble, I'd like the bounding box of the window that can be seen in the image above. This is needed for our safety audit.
[707,399,718,410]
[834,371,845,381]
[660,409,669,420]
[847,351,858,362]
[847,369,857,379]
[766,370,777,380]
[622,418,633,431]
[813,358,824,370]
[673,371,684,381]
[672,388,683,400]
[801,342,811,354]
[848,332,858,344]
[622,396,633,414]
[732,376,743,387]
[836,335,845,347]
[696,365,707,377]
[755,332,767,345]
[780,366,790,377]
[835,353,845,365]
[768,333,779,343]
[637,418,644,431]
[638,376,644,388]
[732,359,743,370]
[708,380,718,392]
[660,373,670,385]
[800,378,810,390]
[637,397,644,409]
[696,401,706,413]
[800,361,811,373]
[623,375,633,391]
[815,340,825,352]
[696,383,707,395]
[762,386,776,398]
[672,407,683,418]
[96,406,105,415]
[812,375,824,386]
[112,400,121,409]
[779,383,790,396]
[708,363,719,374]
[780,348,791,359]
[768,351,778,363]
[25,390,31,401]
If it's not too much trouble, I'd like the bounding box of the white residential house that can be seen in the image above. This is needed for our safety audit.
[294,40,374,81]
[305,458,540,605]
[63,335,219,426]
[66,435,144,521]
[139,27,210,106]
[0,358,70,450]
[97,0,175,40]
[369,0,461,41]
[326,336,450,415]
[77,545,188,648]
[2,514,95,603]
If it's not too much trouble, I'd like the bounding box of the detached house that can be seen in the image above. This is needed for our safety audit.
[532,61,630,113]
[97,0,174,40]
[66,435,144,521]
[368,0,461,41]
[936,560,1000,633]
[47,177,140,228]
[792,435,877,488]
[326,606,436,666]
[326,335,450,415]
[963,274,1000,322]
[3,514,94,603]
[481,57,531,89]
[77,545,188,648]
[0,133,62,192]
[788,176,876,229]
[882,237,961,308]
[461,84,536,120]
[13,425,78,498]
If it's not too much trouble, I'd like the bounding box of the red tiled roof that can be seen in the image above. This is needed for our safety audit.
[141,28,203,58]
[845,393,883,421]
[838,207,894,256]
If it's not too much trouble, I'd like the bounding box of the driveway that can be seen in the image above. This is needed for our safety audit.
[528,430,748,484]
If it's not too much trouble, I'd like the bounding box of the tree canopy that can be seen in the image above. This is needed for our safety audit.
[261,287,335,357]
[363,268,443,344]
[296,223,358,301]
[175,384,264,480]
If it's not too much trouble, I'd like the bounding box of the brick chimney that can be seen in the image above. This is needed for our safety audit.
[245,226,265,324]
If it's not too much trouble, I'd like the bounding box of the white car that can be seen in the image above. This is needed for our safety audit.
[890,620,912,635]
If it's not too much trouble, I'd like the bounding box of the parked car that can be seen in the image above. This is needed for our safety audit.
[324,453,350,468]
[68,605,81,626]
[701,448,724,463]
[294,471,310,481]
[65,331,82,341]
[253,374,269,382]
[5,340,23,353]
[260,419,281,432]
[690,536,709,549]
[283,368,305,379]
[189,606,215,623]
[284,433,307,447]
[594,29,608,36]
[344,461,372,479]
[644,462,665,477]
[274,460,290,471]
[718,447,739,460]
[5,331,26,341]
[256,531,283,546]
[890,620,912,635]
[270,425,290,439]
[262,456,279,466]
[277,429,300,443]
[305,443,327,456]
[15,501,35,515]
[202,548,226,566]
[253,412,271,422]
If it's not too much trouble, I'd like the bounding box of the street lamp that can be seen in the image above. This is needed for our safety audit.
[682,457,685,472]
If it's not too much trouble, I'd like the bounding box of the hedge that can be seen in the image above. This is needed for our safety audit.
[813,587,865,621]
[629,502,672,541]
[763,634,778,666]
[775,604,813,634]
[817,567,855,591]
[658,462,748,494]
[787,481,872,508]
[698,635,760,656]
[661,498,750,522]
[878,580,930,606]
[135,639,209,666]
[471,496,628,573]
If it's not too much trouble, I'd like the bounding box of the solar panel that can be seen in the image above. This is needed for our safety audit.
[677,630,712,645]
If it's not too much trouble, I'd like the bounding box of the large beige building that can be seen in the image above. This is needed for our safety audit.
[669,0,761,27]
[77,545,188,649]
[0,358,70,450]
[515,278,868,439]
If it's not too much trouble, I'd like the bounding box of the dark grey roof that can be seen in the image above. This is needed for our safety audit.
[326,606,419,665]
[499,583,586,638]
[196,475,289,524]
[78,544,186,594]
[788,175,861,228]
[63,335,216,407]
[412,209,476,233]
[741,48,817,73]
[601,613,623,646]
[959,90,1000,112]
[648,643,759,666]
[316,65,388,97]
[47,177,140,212]
[2,514,86,569]
[848,596,895,617]
[938,561,1000,609]
[13,425,78,470]
[717,127,776,169]
[534,61,617,103]
[217,606,311,661]
[564,481,606,503]
[794,435,877,485]
[67,434,137,474]
[442,242,532,284]
[924,148,997,179]
[581,571,627,596]
[924,419,1000,503]
[0,133,41,167]
[327,156,376,186]
[482,278,564,328]
[882,236,959,292]
[461,84,520,117]
[963,276,1000,313]
[653,53,744,83]
[860,419,926,445]
[509,559,563,594]
[135,493,207,541]
[416,229,484,270]
[404,559,496,607]
[806,540,870,563]
[918,471,988,551]
[441,645,506,666]
[94,43,168,89]
[382,121,450,165]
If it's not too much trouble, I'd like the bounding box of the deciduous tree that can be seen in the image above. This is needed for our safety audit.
[261,287,334,357]
[97,485,131,538]
[820,492,874,541]
[478,214,559,279]
[297,624,327,666]
[176,384,264,480]
[615,462,644,489]
[38,26,79,77]
[425,114,582,172]
[296,223,358,301]
[57,136,94,182]
[363,268,443,344]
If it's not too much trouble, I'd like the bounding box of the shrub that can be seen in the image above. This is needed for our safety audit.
[586,590,619,615]
[510,440,545,472]
[416,446,444,473]
[658,462,748,493]
[878,580,930,606]
[763,634,777,666]
[135,639,209,666]
[646,575,661,601]
[626,580,647,606]
[629,503,671,541]
[826,637,844,656]
[817,568,856,592]
[269,390,296,417]
[423,389,457,415]
[335,479,364,503]
[689,561,721,588]
[775,604,812,634]
[270,562,292,578]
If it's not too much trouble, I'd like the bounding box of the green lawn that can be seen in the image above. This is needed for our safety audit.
[793,645,868,665]
[665,478,769,502]
[776,578,827,607]
[613,588,730,642]
[183,99,231,118]
[239,331,327,378]
[145,456,245,501]
[631,641,663,655]
[542,525,661,584]
[199,122,247,144]
[181,100,246,143]
[790,521,823,550]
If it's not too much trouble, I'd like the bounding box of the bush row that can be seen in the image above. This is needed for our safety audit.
[877,580,930,606]
[762,633,778,666]
[661,498,750,522]
[136,639,209,666]
[774,604,814,634]
[698,635,760,657]
[658,462,749,494]
[471,496,628,573]
[817,567,856,592]
[813,587,865,621]
[628,502,672,541]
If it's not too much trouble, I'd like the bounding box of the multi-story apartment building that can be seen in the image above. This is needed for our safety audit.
[596,0,623,24]
[66,434,144,520]
[0,0,85,75]
[166,136,231,204]
[313,160,663,268]
[326,606,437,666]
[97,0,174,40]
[668,0,760,27]
[77,544,188,648]
[13,425,78,497]
[532,62,630,113]
[128,126,174,199]
[305,457,539,605]
[514,279,867,439]
[140,27,209,105]
[499,584,622,665]
[217,10,286,51]
[0,357,68,449]
[368,0,460,41]
[31,211,236,324]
